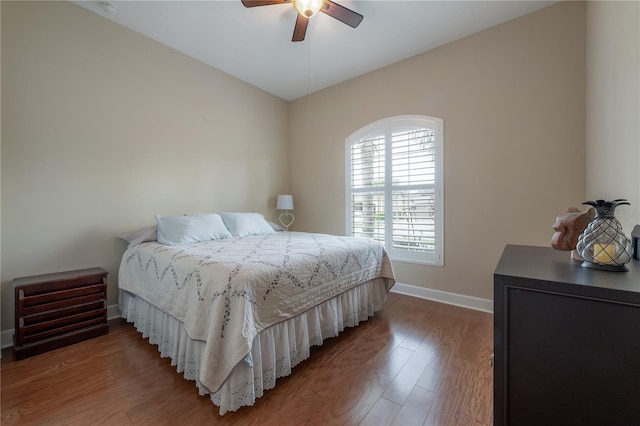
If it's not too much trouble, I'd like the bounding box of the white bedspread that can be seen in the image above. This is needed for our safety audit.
[118,232,395,393]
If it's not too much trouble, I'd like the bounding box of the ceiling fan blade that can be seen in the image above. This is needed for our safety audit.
[241,0,291,7]
[320,0,363,28]
[292,14,309,42]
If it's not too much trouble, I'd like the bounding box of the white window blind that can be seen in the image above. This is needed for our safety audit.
[346,116,444,265]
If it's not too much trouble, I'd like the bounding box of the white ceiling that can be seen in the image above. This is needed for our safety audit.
[74,0,556,101]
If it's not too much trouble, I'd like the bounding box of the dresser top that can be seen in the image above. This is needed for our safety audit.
[495,245,640,295]
[13,267,107,287]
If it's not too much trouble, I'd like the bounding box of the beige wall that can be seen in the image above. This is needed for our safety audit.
[586,1,640,234]
[289,1,587,301]
[0,1,289,331]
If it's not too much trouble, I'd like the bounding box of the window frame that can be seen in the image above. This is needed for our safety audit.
[345,115,444,266]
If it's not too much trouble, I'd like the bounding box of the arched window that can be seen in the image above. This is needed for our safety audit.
[346,115,444,265]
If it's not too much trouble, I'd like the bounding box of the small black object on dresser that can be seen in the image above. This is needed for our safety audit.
[14,267,108,360]
[632,224,639,260]
[494,245,640,426]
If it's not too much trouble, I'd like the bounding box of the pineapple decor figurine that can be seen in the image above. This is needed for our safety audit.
[576,199,633,271]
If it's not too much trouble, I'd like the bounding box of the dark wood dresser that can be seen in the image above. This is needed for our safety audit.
[14,267,109,360]
[494,245,640,426]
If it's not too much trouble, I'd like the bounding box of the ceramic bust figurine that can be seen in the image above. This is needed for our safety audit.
[551,207,595,252]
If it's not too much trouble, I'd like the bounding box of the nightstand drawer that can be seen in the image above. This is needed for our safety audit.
[23,300,105,325]
[23,311,105,343]
[21,284,105,309]
[22,293,105,316]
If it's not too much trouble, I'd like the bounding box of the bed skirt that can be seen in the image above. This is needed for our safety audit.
[119,277,389,415]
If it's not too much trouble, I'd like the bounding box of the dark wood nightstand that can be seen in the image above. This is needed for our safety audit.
[14,267,109,360]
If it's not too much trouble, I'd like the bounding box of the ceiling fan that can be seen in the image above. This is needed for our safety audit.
[241,0,363,42]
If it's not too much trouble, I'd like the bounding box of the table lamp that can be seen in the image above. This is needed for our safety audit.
[276,195,295,231]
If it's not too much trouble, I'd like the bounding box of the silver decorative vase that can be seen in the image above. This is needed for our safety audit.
[576,199,633,271]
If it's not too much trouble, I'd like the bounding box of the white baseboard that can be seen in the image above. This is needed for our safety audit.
[390,282,494,313]
[2,289,492,349]
[1,304,122,350]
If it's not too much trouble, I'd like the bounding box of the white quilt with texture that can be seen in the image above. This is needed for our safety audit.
[118,231,395,393]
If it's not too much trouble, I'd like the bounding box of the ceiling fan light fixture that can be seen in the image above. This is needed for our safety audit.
[293,0,324,18]
[241,0,363,42]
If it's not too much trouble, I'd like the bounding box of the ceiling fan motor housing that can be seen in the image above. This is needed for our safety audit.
[293,0,324,18]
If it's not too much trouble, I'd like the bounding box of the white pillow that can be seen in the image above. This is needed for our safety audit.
[267,221,285,232]
[118,225,157,246]
[218,212,277,237]
[156,213,231,245]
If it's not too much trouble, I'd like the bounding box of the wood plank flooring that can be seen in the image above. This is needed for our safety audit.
[1,293,493,425]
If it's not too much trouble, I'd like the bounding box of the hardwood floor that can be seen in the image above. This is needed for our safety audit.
[1,293,493,425]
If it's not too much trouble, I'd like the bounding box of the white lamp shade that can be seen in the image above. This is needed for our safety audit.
[276,195,294,210]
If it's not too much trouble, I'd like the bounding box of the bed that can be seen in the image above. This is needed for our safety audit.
[118,214,395,415]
